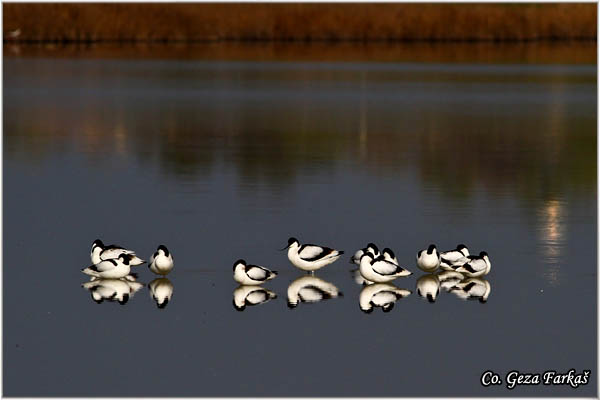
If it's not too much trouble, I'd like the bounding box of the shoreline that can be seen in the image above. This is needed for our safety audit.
[5,41,596,65]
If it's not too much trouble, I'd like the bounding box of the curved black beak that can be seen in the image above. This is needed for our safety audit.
[279,244,290,251]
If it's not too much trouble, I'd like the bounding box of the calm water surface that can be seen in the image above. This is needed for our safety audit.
[3,45,596,396]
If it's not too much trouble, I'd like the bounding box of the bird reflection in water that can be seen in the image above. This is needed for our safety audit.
[350,268,369,285]
[448,278,491,303]
[148,278,174,309]
[287,275,342,308]
[416,270,493,303]
[359,283,411,313]
[82,275,143,305]
[437,270,465,291]
[233,285,277,311]
[416,273,441,303]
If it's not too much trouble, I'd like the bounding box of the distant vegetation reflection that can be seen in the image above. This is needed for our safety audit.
[5,57,594,206]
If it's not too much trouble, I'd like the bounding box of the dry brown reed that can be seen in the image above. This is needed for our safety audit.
[3,3,597,43]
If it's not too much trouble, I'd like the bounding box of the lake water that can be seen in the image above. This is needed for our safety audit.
[3,43,596,396]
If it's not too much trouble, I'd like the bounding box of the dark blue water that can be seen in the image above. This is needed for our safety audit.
[3,52,596,396]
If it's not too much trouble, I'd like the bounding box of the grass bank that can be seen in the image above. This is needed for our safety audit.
[3,3,597,43]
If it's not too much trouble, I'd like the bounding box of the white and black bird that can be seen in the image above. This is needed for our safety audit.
[416,244,441,272]
[233,285,277,311]
[287,275,343,308]
[284,237,344,272]
[359,283,411,313]
[82,277,143,305]
[148,277,174,309]
[440,258,465,271]
[82,253,137,279]
[233,259,277,285]
[449,278,491,303]
[416,273,441,303]
[440,244,469,268]
[440,244,470,270]
[437,270,465,291]
[149,245,174,275]
[350,243,380,265]
[452,252,491,278]
[90,239,145,266]
[359,252,412,283]
[381,248,399,265]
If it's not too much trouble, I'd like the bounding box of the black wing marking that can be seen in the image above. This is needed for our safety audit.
[298,244,334,262]
[440,257,453,265]
[461,263,477,274]
[88,258,116,272]
[371,257,402,275]
[245,265,270,281]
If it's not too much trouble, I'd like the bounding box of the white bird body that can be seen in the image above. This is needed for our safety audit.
[440,257,467,271]
[285,238,344,272]
[90,239,144,266]
[440,244,469,263]
[359,253,412,283]
[148,278,174,308]
[359,283,411,313]
[450,278,491,302]
[82,277,143,304]
[453,252,491,277]
[233,260,277,285]
[416,244,441,272]
[416,273,441,302]
[287,275,342,308]
[233,285,277,311]
[82,254,136,279]
[149,245,174,275]
[351,249,365,265]
[350,243,380,265]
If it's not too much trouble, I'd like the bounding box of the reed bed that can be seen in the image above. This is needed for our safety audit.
[3,3,597,43]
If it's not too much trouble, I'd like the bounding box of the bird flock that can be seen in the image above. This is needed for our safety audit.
[81,239,174,308]
[233,238,492,312]
[80,237,491,311]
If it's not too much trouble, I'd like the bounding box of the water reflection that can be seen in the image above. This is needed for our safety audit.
[233,285,277,311]
[437,270,466,291]
[538,199,566,286]
[350,268,368,285]
[82,277,144,305]
[359,283,411,313]
[448,278,491,303]
[3,58,594,209]
[286,275,342,308]
[416,274,440,303]
[148,278,174,309]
